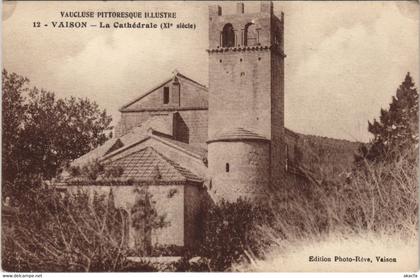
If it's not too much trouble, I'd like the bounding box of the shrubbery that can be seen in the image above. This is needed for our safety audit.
[262,73,419,247]
[2,185,168,272]
[2,188,131,272]
[199,198,274,271]
[269,150,417,240]
[3,73,417,272]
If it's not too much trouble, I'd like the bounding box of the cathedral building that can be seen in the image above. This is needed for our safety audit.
[60,2,318,253]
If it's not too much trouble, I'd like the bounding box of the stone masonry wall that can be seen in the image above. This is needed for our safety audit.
[183,185,204,251]
[208,3,273,140]
[208,5,272,50]
[116,74,209,143]
[62,184,204,251]
[208,141,270,202]
[176,110,208,144]
[123,77,207,111]
[118,110,208,144]
[208,49,272,140]
[117,111,173,137]
[270,14,286,185]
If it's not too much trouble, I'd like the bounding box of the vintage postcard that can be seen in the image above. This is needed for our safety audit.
[2,0,419,274]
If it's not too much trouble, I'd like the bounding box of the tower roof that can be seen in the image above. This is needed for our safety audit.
[207,127,269,143]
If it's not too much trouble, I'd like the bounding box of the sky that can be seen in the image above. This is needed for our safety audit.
[3,1,419,142]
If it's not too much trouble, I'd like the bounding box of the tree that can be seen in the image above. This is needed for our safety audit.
[357,72,419,162]
[2,70,28,187]
[3,162,168,272]
[2,69,113,199]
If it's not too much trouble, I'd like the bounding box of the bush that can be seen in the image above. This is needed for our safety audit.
[171,257,211,272]
[119,260,158,272]
[149,244,184,257]
[2,188,131,272]
[267,149,418,242]
[199,197,274,271]
[2,187,165,272]
[236,150,418,271]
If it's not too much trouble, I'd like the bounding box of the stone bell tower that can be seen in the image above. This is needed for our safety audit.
[207,2,286,201]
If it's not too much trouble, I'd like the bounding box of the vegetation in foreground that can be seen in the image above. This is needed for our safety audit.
[224,73,418,271]
[2,71,418,271]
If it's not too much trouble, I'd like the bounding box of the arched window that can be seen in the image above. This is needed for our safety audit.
[222,23,235,47]
[225,163,230,172]
[244,23,258,46]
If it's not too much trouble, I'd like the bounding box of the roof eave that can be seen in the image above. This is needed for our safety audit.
[119,76,174,111]
[119,72,208,112]
[207,137,270,144]
[58,179,202,186]
[151,134,204,160]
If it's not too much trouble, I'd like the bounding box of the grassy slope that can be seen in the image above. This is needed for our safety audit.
[246,133,418,272]
[294,132,363,181]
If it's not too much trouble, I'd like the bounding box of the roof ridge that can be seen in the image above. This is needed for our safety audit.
[151,148,202,182]
[120,71,208,112]
[151,133,206,160]
[175,72,208,89]
[119,76,173,111]
[71,137,119,166]
[103,146,153,165]
[102,134,151,161]
[104,146,194,182]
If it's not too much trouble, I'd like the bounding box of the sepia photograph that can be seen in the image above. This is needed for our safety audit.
[2,0,419,274]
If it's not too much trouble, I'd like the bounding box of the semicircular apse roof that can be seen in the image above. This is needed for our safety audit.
[207,127,269,143]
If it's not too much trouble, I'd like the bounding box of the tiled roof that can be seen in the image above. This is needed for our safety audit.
[71,138,120,167]
[152,133,207,158]
[207,127,269,143]
[118,125,153,146]
[104,146,202,183]
[70,117,171,167]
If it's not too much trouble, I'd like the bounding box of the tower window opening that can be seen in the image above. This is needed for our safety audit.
[163,87,170,104]
[219,59,222,63]
[274,30,282,46]
[222,23,235,47]
[244,23,258,46]
[225,163,230,172]
[240,58,243,62]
